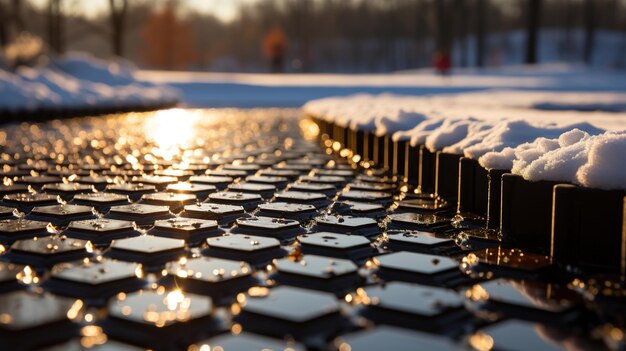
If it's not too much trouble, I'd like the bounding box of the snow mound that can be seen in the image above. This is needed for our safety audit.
[479,129,626,190]
[0,52,179,112]
[304,92,626,189]
[577,133,626,189]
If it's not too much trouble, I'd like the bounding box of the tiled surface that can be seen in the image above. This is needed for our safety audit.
[0,109,622,350]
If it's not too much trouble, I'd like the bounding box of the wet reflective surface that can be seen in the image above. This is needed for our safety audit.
[0,108,621,350]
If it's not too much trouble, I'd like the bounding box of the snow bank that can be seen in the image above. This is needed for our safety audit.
[480,129,626,190]
[0,52,179,112]
[304,92,626,189]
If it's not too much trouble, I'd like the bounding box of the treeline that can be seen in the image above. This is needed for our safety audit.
[1,0,625,72]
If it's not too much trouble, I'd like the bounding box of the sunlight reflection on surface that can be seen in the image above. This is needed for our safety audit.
[144,109,205,160]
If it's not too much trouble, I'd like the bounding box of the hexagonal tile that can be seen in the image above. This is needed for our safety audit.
[339,190,393,206]
[333,326,460,351]
[64,219,140,246]
[2,193,59,212]
[139,192,197,212]
[26,204,96,226]
[348,182,396,192]
[0,291,83,350]
[204,234,283,267]
[105,204,173,226]
[357,282,468,332]
[70,192,130,213]
[232,216,303,242]
[106,183,156,202]
[272,254,360,294]
[189,175,234,190]
[182,203,245,226]
[163,257,254,302]
[7,236,92,268]
[466,279,581,323]
[257,202,318,222]
[131,175,178,190]
[234,286,343,340]
[388,212,451,232]
[149,218,223,244]
[246,175,289,188]
[208,192,262,211]
[105,289,218,349]
[41,183,94,201]
[298,232,375,262]
[227,182,276,199]
[274,191,331,209]
[386,230,457,255]
[0,219,49,244]
[107,235,186,270]
[46,260,145,305]
[287,183,337,197]
[313,215,381,237]
[299,175,346,188]
[166,182,216,200]
[331,201,386,218]
[373,251,464,286]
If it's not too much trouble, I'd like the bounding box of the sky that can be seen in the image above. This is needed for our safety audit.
[28,0,260,22]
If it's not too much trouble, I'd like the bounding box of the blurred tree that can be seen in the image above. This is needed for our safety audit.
[47,0,63,54]
[583,0,594,65]
[109,0,127,57]
[475,0,486,67]
[525,0,542,64]
[262,25,287,73]
[140,4,197,70]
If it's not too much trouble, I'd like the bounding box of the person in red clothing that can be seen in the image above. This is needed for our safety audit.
[262,25,288,73]
[433,50,451,76]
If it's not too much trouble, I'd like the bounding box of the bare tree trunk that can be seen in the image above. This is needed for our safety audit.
[475,0,485,67]
[435,0,452,53]
[525,0,541,64]
[47,0,63,54]
[0,3,7,48]
[109,0,128,57]
[11,0,23,31]
[583,0,594,65]
[456,0,468,67]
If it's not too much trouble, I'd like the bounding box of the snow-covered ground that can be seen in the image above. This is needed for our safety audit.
[303,91,626,190]
[0,52,179,113]
[138,64,626,108]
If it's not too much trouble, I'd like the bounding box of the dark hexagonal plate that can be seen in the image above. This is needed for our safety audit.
[314,215,381,237]
[107,235,185,269]
[7,236,92,268]
[64,219,140,246]
[373,251,464,287]
[0,291,82,350]
[208,192,262,211]
[163,257,254,302]
[70,192,130,213]
[46,260,145,304]
[105,204,173,226]
[0,219,49,244]
[26,204,96,226]
[149,218,222,244]
[272,254,360,294]
[106,183,157,202]
[298,232,375,263]
[182,203,245,226]
[234,286,344,340]
[357,282,469,332]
